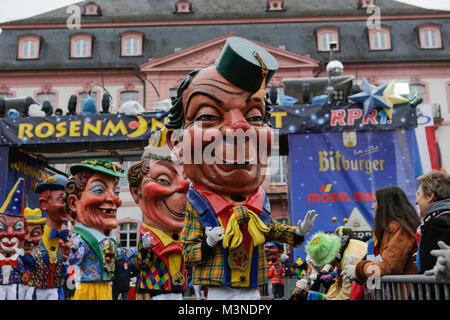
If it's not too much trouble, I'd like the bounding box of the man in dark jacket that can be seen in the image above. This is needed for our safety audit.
[415,170,450,273]
[112,258,139,300]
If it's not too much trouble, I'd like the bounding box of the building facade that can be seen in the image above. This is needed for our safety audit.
[1,0,449,242]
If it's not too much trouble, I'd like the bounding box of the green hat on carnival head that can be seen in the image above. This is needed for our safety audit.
[70,159,126,179]
[215,36,278,97]
[305,232,341,267]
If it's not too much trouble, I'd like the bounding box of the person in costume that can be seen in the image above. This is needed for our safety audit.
[18,174,70,300]
[66,159,136,300]
[266,241,285,299]
[128,128,190,300]
[165,36,318,300]
[0,178,27,300]
[18,207,46,299]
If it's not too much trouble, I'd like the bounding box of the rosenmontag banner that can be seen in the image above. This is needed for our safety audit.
[288,129,417,261]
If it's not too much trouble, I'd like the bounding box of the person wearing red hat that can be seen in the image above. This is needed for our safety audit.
[0,178,28,300]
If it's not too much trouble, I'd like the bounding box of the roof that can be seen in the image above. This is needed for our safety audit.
[0,0,448,71]
[2,0,444,25]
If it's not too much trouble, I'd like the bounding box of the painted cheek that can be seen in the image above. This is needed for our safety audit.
[142,182,172,198]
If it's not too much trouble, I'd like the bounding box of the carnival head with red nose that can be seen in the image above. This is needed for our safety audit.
[36,174,69,230]
[129,129,190,235]
[65,160,125,236]
[23,208,46,255]
[0,178,28,257]
[166,37,278,201]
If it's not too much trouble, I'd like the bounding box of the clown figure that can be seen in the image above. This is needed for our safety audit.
[18,207,46,299]
[128,129,190,300]
[166,36,318,300]
[66,159,136,300]
[18,174,70,300]
[0,178,27,300]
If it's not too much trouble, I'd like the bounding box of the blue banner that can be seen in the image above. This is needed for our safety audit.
[288,129,417,261]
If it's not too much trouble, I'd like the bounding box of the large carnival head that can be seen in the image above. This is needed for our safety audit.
[128,128,189,235]
[0,178,28,256]
[23,207,46,255]
[264,241,283,263]
[166,36,278,200]
[35,174,68,229]
[65,159,125,236]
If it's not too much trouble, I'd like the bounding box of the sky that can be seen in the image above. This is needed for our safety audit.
[0,0,449,24]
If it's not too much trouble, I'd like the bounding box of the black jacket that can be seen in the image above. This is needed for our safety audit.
[418,199,450,273]
[112,261,139,292]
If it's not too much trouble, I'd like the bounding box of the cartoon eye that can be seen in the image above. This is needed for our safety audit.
[246,116,263,122]
[14,220,24,232]
[0,223,5,232]
[89,183,106,196]
[114,186,120,196]
[195,114,220,122]
[157,179,170,185]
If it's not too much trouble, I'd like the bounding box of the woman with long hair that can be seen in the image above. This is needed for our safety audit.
[343,185,421,284]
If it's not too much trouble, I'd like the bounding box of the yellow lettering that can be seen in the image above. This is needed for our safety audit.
[151,118,165,132]
[18,123,34,139]
[103,120,128,136]
[270,112,287,128]
[379,160,385,171]
[83,120,102,136]
[56,122,67,137]
[318,151,329,172]
[69,121,81,136]
[35,122,55,138]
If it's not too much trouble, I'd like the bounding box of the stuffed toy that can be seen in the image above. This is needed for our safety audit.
[128,128,190,300]
[0,178,27,300]
[165,36,318,300]
[425,241,450,282]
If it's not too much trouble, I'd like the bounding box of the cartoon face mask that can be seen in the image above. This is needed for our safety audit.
[177,66,273,199]
[24,224,44,255]
[134,159,189,235]
[40,190,68,227]
[69,172,121,235]
[0,214,27,257]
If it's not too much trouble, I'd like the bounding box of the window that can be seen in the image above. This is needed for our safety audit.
[409,84,426,103]
[79,92,98,111]
[70,34,93,58]
[267,0,284,11]
[18,35,41,59]
[174,0,192,13]
[360,0,375,8]
[316,27,339,51]
[418,24,442,49]
[0,93,13,99]
[120,91,139,104]
[37,92,56,106]
[84,2,101,16]
[118,222,138,248]
[368,26,391,50]
[121,32,143,57]
[268,144,287,185]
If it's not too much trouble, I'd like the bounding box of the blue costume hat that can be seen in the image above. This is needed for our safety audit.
[82,96,97,115]
[0,178,25,217]
[265,241,283,251]
[35,174,68,193]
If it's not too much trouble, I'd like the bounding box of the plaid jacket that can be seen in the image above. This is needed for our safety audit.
[182,185,304,287]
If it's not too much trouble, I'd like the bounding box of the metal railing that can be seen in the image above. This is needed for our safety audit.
[365,275,450,300]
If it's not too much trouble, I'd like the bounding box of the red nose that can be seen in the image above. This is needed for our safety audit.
[176,179,190,194]
[231,120,251,131]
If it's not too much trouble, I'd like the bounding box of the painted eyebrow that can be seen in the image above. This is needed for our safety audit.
[185,90,223,116]
[191,83,246,95]
[154,160,178,175]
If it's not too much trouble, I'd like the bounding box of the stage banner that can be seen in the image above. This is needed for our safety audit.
[270,102,416,134]
[6,155,54,216]
[288,129,417,261]
[0,112,168,146]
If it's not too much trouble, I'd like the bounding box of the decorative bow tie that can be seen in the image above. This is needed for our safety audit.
[223,206,270,250]
[0,259,19,266]
[49,228,69,241]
